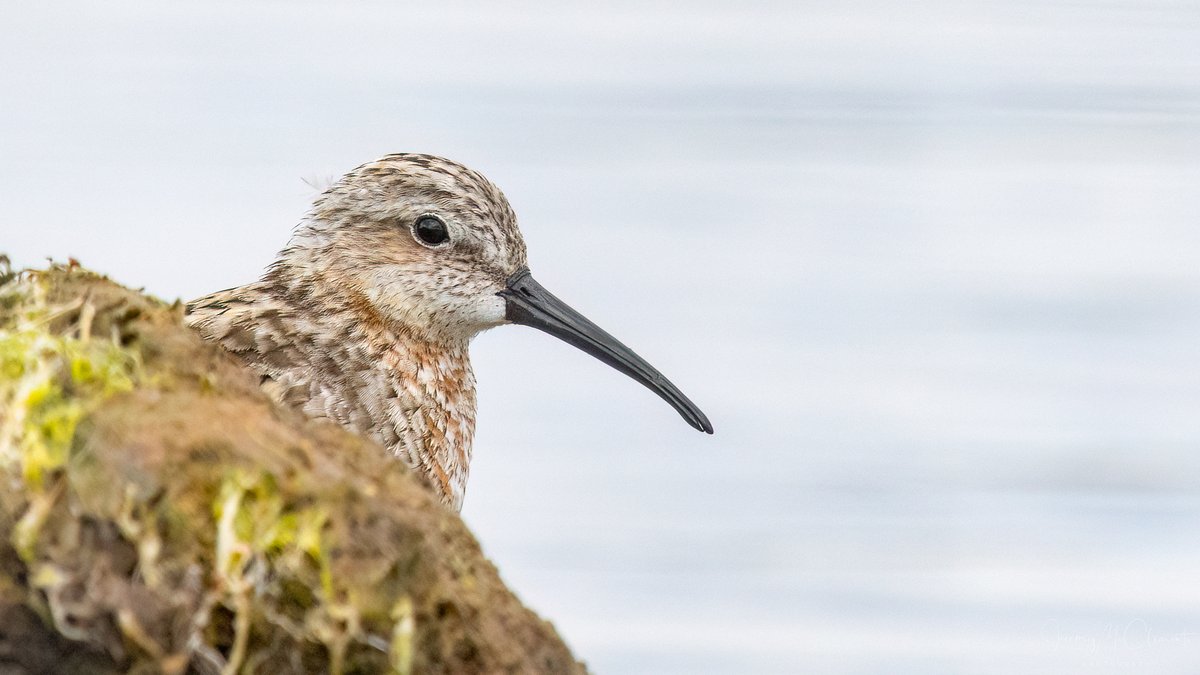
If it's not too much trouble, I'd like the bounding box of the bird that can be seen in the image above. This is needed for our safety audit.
[185,153,712,511]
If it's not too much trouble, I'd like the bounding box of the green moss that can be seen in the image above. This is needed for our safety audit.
[389,595,415,675]
[0,333,28,379]
[212,469,353,672]
[21,380,82,488]
[0,274,138,554]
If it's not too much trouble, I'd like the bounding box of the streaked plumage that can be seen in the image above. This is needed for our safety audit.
[188,153,710,511]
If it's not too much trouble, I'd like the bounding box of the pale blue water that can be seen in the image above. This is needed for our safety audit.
[3,2,1200,672]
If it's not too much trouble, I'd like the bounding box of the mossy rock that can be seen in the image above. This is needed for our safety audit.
[0,261,585,674]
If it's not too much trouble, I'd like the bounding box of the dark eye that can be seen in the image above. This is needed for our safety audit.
[413,215,449,246]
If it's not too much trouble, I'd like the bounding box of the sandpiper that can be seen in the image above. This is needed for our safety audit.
[186,154,711,511]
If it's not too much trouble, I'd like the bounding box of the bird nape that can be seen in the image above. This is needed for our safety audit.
[186,153,711,511]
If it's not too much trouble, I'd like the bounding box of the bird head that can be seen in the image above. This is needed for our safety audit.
[283,153,525,342]
[281,153,712,434]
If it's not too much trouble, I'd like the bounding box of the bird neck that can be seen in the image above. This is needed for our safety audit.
[377,333,478,511]
[261,259,480,510]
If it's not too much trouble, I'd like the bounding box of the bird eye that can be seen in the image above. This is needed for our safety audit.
[413,215,450,247]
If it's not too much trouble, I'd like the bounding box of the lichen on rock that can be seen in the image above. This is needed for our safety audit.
[0,261,584,674]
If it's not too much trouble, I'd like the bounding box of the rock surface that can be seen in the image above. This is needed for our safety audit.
[0,262,585,674]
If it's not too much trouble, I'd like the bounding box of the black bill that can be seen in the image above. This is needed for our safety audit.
[499,267,713,434]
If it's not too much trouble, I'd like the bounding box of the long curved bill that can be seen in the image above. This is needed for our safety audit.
[499,267,713,434]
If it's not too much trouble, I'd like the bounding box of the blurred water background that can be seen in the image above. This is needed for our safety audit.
[3,1,1200,672]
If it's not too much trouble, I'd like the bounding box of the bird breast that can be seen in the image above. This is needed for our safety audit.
[374,340,478,510]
